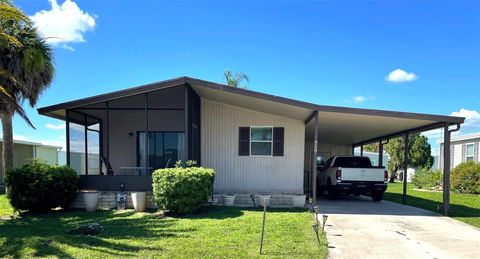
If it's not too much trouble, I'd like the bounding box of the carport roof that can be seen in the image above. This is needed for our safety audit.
[38,76,464,145]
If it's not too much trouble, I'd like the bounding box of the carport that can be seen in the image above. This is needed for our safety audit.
[304,107,464,215]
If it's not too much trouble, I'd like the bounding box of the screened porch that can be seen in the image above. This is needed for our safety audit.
[63,85,200,190]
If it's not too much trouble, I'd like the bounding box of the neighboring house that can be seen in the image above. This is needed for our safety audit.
[353,151,389,167]
[0,138,61,176]
[432,154,439,171]
[438,132,480,170]
[396,168,416,183]
[37,77,464,207]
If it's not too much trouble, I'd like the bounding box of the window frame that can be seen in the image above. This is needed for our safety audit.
[466,143,475,161]
[249,126,274,157]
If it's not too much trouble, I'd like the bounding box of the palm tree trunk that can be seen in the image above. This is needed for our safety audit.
[0,111,14,186]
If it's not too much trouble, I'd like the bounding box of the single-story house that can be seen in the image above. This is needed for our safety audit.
[0,138,61,174]
[438,131,480,170]
[38,77,464,211]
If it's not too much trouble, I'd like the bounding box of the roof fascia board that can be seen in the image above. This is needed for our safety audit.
[353,121,452,146]
[186,77,464,124]
[38,77,188,114]
[37,76,465,125]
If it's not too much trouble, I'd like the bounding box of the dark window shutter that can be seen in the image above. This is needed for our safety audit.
[239,127,250,156]
[273,127,284,156]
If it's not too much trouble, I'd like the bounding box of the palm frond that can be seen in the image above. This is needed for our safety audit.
[0,2,28,22]
[0,30,22,47]
[0,85,34,128]
[223,70,249,88]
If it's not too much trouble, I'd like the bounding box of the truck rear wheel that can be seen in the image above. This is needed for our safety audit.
[327,179,336,200]
[372,192,383,202]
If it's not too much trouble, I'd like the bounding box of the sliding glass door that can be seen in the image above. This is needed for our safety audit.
[138,132,185,171]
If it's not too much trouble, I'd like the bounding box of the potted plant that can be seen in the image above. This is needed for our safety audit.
[223,194,236,206]
[255,194,271,207]
[291,195,307,207]
[83,190,99,212]
[131,192,147,212]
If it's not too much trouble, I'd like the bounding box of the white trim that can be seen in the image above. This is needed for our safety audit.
[438,132,480,143]
[249,126,273,157]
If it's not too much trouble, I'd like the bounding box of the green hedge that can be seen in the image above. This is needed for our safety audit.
[6,161,79,212]
[411,169,442,189]
[152,167,215,214]
[451,161,480,194]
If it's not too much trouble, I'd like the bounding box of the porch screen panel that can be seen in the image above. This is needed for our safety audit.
[87,127,100,175]
[69,122,86,175]
[138,132,185,171]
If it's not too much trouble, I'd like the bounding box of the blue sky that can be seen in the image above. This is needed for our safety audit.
[7,0,480,154]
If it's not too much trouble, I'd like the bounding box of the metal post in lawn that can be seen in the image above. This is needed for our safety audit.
[259,201,267,255]
[312,112,319,204]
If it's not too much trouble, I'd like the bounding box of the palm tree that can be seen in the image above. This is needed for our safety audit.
[224,70,249,88]
[0,0,28,47]
[0,1,55,185]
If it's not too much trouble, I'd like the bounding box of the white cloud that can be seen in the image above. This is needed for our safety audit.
[350,95,375,103]
[385,69,417,83]
[30,0,96,49]
[46,123,66,130]
[421,108,479,148]
[450,108,480,131]
[13,135,29,141]
[421,128,442,140]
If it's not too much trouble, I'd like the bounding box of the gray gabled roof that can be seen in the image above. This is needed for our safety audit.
[37,76,465,125]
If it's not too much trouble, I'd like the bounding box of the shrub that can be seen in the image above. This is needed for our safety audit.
[451,161,480,194]
[152,166,215,214]
[411,169,443,189]
[6,161,79,212]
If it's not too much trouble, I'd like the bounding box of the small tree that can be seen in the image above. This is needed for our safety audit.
[363,143,379,152]
[451,161,480,194]
[385,133,434,182]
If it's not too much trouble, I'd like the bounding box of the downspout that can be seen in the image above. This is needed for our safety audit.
[443,123,460,216]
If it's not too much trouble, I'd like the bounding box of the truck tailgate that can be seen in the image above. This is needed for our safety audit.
[340,168,385,182]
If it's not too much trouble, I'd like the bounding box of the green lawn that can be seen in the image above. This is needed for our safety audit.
[0,195,327,258]
[384,183,480,228]
[0,194,14,216]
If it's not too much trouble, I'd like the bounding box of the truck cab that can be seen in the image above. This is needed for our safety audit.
[317,156,388,201]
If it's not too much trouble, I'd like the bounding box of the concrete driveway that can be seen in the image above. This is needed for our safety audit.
[318,196,480,259]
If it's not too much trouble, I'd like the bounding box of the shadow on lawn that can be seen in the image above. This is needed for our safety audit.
[175,206,308,220]
[0,209,193,258]
[383,192,480,217]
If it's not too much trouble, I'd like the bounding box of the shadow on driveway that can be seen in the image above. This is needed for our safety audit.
[317,195,441,216]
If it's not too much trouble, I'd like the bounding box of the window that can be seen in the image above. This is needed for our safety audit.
[239,127,284,156]
[466,143,474,161]
[250,127,273,156]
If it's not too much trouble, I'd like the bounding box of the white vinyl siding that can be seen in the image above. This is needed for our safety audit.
[453,144,463,168]
[201,99,305,194]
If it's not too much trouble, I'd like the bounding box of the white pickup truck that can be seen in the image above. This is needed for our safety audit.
[317,156,388,201]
